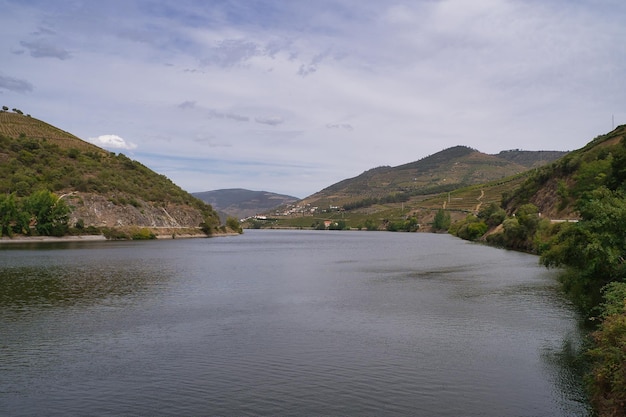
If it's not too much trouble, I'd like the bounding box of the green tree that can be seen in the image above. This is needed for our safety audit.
[433,208,451,230]
[451,214,487,241]
[477,202,506,228]
[226,216,243,234]
[0,193,28,236]
[24,190,70,236]
[541,187,626,311]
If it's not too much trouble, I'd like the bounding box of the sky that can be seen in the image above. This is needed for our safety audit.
[1,0,625,198]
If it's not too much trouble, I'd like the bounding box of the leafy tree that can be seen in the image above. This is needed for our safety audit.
[23,190,70,236]
[477,202,506,228]
[450,214,487,241]
[541,187,626,311]
[0,193,28,237]
[226,216,243,234]
[433,208,451,230]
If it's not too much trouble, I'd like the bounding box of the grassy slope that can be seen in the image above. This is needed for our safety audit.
[0,111,220,227]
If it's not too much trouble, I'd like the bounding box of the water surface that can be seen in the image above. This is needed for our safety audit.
[0,230,590,416]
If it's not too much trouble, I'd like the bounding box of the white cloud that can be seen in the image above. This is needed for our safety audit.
[88,135,138,150]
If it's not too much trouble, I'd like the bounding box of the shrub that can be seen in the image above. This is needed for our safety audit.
[587,283,626,416]
[131,227,156,240]
[226,216,243,234]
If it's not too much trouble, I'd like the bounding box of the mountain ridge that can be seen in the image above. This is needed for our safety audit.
[193,188,299,221]
[299,145,565,209]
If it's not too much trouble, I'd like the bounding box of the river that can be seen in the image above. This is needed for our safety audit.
[0,230,590,416]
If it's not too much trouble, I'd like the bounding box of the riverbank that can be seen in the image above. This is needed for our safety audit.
[0,231,240,244]
[0,235,108,244]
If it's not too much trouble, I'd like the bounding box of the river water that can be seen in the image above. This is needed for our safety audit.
[0,230,590,416]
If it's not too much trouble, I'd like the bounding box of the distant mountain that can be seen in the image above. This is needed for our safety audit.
[193,188,299,220]
[299,146,564,209]
[0,110,222,237]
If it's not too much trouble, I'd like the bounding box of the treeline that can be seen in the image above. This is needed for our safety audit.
[0,190,71,237]
[450,128,626,416]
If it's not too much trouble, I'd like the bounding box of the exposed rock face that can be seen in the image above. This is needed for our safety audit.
[66,192,205,229]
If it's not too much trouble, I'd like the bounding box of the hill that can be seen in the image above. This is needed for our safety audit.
[299,146,564,210]
[0,110,222,238]
[502,124,626,219]
[251,146,563,230]
[193,188,298,221]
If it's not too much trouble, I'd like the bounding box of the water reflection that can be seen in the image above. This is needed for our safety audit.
[0,263,168,309]
[541,332,593,415]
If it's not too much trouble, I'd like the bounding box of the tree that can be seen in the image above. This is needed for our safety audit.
[433,208,451,230]
[541,187,626,311]
[23,190,70,236]
[0,193,28,237]
[226,216,243,234]
[477,202,506,227]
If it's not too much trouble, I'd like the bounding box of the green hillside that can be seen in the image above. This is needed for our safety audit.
[300,146,562,209]
[0,110,221,237]
[255,145,562,230]
[503,124,626,218]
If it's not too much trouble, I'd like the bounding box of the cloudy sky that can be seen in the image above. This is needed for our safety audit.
[1,0,625,197]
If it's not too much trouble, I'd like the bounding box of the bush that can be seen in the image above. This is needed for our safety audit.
[587,282,626,416]
[226,217,243,234]
[451,214,487,241]
[433,209,451,231]
[131,227,156,240]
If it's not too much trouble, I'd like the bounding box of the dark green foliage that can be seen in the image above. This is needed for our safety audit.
[0,190,70,237]
[541,188,626,312]
[586,282,626,416]
[342,192,410,211]
[226,217,243,234]
[477,202,506,228]
[433,209,451,231]
[385,216,419,232]
[608,135,626,192]
[450,214,488,241]
[0,193,27,236]
[24,190,71,236]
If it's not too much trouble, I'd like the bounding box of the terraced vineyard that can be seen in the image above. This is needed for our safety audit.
[0,111,104,153]
[415,172,531,213]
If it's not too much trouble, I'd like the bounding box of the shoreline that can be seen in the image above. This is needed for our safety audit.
[0,231,240,244]
[0,235,108,244]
